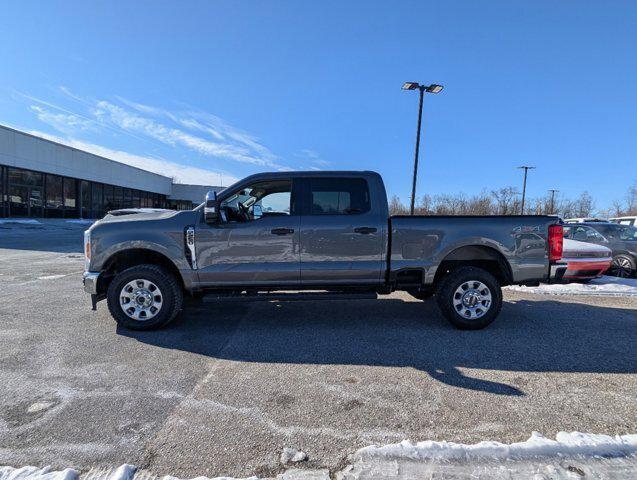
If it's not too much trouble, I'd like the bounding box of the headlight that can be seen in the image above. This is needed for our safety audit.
[84,230,91,270]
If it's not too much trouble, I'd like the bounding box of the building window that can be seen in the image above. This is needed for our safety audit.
[46,174,64,218]
[9,168,43,187]
[132,189,141,208]
[104,185,114,212]
[92,183,103,218]
[7,167,44,217]
[114,186,123,210]
[121,188,130,209]
[64,178,77,217]
[80,180,90,218]
[0,166,5,217]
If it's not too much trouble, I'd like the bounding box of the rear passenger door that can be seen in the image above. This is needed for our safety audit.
[299,177,384,285]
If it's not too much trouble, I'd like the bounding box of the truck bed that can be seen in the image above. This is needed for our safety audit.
[389,215,559,286]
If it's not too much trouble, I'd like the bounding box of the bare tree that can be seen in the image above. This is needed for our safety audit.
[389,195,409,215]
[491,187,519,215]
[388,184,630,218]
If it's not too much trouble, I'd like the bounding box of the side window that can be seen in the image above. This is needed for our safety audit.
[219,180,292,222]
[309,178,370,215]
[572,227,588,242]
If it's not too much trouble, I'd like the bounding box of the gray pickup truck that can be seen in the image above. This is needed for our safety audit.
[83,171,565,330]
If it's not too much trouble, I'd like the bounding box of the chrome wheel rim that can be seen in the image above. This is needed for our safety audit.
[119,279,163,321]
[611,257,632,278]
[453,281,492,319]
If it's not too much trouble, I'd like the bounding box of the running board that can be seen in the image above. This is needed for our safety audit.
[202,291,378,303]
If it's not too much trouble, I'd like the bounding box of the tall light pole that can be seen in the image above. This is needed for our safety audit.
[402,82,444,215]
[548,189,559,214]
[517,166,535,214]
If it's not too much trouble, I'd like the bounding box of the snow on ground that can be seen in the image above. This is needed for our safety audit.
[0,219,41,225]
[506,275,637,296]
[354,431,637,461]
[3,433,637,480]
[0,465,255,480]
[65,219,95,225]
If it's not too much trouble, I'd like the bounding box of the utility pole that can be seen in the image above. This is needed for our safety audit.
[548,189,559,214]
[517,166,536,214]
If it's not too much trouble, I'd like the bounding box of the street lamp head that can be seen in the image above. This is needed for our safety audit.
[402,82,420,91]
[425,84,444,94]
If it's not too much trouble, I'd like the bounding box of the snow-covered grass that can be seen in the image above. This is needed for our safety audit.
[506,276,637,297]
[0,219,41,225]
[356,431,637,461]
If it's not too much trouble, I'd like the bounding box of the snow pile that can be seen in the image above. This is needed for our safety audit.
[506,276,637,297]
[356,431,637,461]
[0,465,256,480]
[0,219,41,225]
[0,466,78,480]
[280,448,308,464]
[65,220,94,225]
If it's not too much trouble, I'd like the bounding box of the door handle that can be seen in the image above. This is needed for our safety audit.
[271,228,295,235]
[354,227,377,234]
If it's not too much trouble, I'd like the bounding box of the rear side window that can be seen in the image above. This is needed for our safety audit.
[309,178,370,215]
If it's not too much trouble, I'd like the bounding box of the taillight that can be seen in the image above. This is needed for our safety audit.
[548,224,563,262]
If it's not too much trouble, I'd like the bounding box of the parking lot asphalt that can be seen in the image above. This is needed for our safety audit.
[1,221,636,478]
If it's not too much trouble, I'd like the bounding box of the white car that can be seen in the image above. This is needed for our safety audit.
[564,217,608,223]
[609,216,637,227]
[560,238,612,282]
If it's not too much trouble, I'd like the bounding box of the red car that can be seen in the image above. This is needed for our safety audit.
[561,238,612,281]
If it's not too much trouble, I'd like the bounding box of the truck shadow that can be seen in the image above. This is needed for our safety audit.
[118,296,637,397]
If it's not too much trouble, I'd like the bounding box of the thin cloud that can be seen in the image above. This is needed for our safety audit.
[29,105,96,135]
[27,130,238,187]
[297,148,330,169]
[93,98,285,169]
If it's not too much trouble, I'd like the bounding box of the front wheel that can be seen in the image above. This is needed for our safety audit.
[106,264,183,330]
[609,255,636,278]
[435,267,502,330]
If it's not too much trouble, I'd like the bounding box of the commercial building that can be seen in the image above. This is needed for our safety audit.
[0,125,222,218]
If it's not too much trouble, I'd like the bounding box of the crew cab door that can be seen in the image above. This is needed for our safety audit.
[298,176,385,285]
[195,178,301,286]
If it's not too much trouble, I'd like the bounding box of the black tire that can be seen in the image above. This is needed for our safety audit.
[609,254,636,278]
[106,264,183,330]
[435,266,503,330]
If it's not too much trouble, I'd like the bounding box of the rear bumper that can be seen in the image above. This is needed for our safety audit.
[83,271,100,294]
[549,263,568,283]
[563,258,612,279]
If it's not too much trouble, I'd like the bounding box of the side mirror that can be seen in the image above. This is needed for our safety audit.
[204,190,219,223]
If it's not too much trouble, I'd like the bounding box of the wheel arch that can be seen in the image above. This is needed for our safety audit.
[98,248,185,295]
[433,245,513,287]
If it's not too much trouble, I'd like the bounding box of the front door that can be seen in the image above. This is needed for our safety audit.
[299,177,384,285]
[195,178,301,287]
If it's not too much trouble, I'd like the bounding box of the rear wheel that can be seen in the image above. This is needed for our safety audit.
[435,267,502,330]
[609,255,636,278]
[107,264,183,330]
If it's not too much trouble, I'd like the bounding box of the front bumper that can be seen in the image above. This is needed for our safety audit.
[83,271,100,294]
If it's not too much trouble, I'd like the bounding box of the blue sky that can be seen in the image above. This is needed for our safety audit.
[1,1,636,209]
